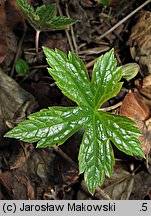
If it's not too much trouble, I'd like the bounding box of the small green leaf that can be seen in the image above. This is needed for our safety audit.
[5,48,145,195]
[15,59,29,76]
[122,63,140,81]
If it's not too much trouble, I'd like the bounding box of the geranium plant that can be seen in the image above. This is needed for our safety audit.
[5,48,144,194]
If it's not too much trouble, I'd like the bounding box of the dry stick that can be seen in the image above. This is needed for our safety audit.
[85,47,110,69]
[52,145,78,169]
[65,3,78,55]
[103,19,123,42]
[95,186,112,200]
[85,57,99,69]
[35,30,41,55]
[81,181,111,200]
[95,0,151,42]
[98,101,122,112]
[10,22,27,77]
[70,26,78,54]
[57,0,75,53]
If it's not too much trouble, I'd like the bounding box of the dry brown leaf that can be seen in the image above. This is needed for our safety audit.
[14,171,35,200]
[0,3,7,63]
[102,168,134,200]
[0,170,13,191]
[0,3,5,22]
[77,163,134,200]
[139,75,151,101]
[58,157,79,194]
[0,68,36,147]
[0,35,8,63]
[0,1,6,5]
[0,0,31,63]
[120,91,151,155]
[130,171,151,199]
[127,10,151,75]
[9,143,34,170]
[0,169,35,199]
[120,91,150,122]
[1,148,59,200]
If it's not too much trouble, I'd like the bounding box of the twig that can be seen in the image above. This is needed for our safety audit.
[103,19,123,42]
[35,30,41,55]
[95,0,151,42]
[85,58,98,69]
[81,180,111,200]
[56,0,75,53]
[77,43,87,51]
[30,64,48,69]
[98,101,122,112]
[70,25,78,54]
[65,3,78,55]
[52,145,78,169]
[84,46,110,69]
[95,186,112,200]
[10,22,27,77]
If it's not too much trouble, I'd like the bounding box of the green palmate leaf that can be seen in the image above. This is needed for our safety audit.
[78,111,143,193]
[79,114,115,194]
[98,112,144,157]
[35,4,56,29]
[49,16,77,30]
[43,47,94,108]
[5,107,90,148]
[16,0,39,29]
[17,0,35,15]
[91,49,123,108]
[5,48,145,195]
[16,0,76,31]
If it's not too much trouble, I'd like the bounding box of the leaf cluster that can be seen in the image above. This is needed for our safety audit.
[5,48,145,194]
[17,0,77,31]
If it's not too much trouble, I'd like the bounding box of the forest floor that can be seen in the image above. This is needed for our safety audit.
[0,0,151,200]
